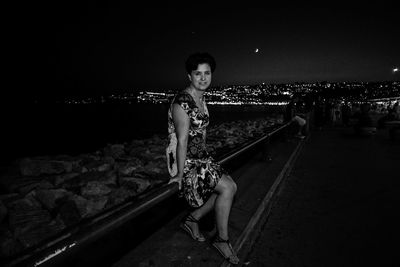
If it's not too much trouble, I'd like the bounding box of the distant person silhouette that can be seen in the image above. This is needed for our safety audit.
[353,102,376,136]
[341,101,351,127]
[285,94,307,138]
[392,101,400,120]
[314,96,326,130]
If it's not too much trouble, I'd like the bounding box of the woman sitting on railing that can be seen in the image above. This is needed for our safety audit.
[166,52,239,265]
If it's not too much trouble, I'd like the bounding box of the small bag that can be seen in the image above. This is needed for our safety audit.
[166,132,178,177]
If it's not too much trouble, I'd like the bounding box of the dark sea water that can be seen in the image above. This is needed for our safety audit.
[1,103,285,163]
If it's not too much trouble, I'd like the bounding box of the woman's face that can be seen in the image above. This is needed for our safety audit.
[188,63,212,91]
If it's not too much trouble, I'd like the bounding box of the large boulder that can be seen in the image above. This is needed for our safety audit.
[34,188,71,211]
[81,181,112,198]
[119,177,151,195]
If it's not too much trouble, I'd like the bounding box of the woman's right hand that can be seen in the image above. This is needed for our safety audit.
[168,175,183,190]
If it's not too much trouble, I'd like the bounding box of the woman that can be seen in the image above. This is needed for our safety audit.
[166,52,239,265]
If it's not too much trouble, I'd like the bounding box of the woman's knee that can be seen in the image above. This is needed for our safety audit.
[228,175,237,194]
[217,174,237,195]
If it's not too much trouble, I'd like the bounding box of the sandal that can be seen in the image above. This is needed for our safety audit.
[211,235,240,265]
[180,214,206,242]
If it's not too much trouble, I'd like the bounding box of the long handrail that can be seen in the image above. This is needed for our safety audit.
[218,122,290,164]
[5,122,290,267]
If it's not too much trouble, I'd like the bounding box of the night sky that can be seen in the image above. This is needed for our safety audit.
[9,4,400,99]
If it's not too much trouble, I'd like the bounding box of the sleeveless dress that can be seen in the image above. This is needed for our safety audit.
[166,91,225,208]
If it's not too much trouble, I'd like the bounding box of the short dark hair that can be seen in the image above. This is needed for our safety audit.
[185,52,216,74]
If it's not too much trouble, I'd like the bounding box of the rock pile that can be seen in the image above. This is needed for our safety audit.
[0,117,282,258]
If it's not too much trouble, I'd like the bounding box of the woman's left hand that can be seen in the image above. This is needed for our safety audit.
[168,175,183,190]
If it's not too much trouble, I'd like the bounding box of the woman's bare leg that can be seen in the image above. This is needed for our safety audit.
[213,174,237,239]
[212,174,239,263]
[191,193,217,219]
[184,174,239,263]
[185,174,236,240]
[184,194,217,238]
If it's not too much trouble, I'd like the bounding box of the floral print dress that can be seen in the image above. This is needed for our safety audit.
[166,91,225,208]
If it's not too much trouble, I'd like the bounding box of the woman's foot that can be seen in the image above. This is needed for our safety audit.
[180,213,206,242]
[212,235,239,265]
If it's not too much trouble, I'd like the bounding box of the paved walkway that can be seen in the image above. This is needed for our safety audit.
[111,126,399,267]
[245,127,400,267]
[112,135,300,267]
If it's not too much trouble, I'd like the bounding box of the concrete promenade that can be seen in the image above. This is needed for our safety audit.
[112,126,399,267]
[245,126,399,267]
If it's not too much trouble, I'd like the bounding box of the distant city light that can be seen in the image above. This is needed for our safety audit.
[255,48,259,53]
[50,81,399,106]
[393,67,399,73]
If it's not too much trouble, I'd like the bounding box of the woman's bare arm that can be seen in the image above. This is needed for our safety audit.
[168,103,190,189]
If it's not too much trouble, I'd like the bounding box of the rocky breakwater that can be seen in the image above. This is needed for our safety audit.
[0,117,282,259]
